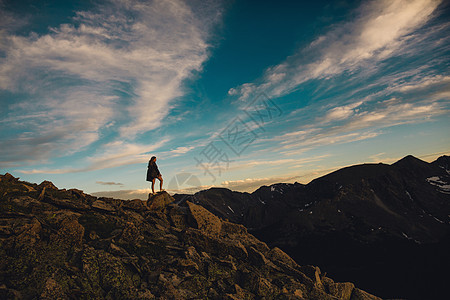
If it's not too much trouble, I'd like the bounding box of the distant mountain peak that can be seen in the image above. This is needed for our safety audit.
[394,154,424,163]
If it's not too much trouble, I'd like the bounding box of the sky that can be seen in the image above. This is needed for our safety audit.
[0,0,449,199]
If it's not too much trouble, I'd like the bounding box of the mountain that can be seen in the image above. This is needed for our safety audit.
[173,155,450,299]
[0,173,381,299]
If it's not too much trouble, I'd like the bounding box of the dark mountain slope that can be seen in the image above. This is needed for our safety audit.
[174,155,450,299]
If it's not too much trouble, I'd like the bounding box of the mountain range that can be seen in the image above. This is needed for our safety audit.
[173,155,450,299]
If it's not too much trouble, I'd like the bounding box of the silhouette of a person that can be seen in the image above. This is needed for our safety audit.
[146,156,163,194]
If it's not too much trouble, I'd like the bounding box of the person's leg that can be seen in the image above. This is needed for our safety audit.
[158,175,163,191]
[151,178,156,194]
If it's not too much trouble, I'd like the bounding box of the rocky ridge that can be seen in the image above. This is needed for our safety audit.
[0,173,380,299]
[173,155,450,299]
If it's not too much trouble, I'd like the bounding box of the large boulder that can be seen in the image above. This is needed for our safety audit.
[186,201,222,236]
[147,192,174,211]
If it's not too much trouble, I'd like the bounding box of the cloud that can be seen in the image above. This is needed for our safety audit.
[170,146,195,155]
[0,0,222,167]
[221,154,331,172]
[229,0,443,99]
[96,181,124,186]
[396,75,450,93]
[220,175,303,192]
[278,98,445,153]
[17,138,168,174]
[322,101,363,123]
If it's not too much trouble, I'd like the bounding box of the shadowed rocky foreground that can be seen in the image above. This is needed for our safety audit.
[0,173,381,299]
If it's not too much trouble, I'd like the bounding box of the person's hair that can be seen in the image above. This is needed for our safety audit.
[150,156,156,162]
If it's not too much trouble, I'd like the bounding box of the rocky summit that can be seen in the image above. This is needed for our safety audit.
[0,173,381,299]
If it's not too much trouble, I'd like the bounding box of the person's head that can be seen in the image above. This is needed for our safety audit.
[150,156,156,163]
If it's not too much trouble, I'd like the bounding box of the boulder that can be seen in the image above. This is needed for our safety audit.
[147,192,174,211]
[186,201,222,236]
[91,200,116,212]
[124,199,147,212]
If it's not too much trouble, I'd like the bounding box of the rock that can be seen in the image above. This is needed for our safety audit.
[91,199,115,212]
[184,246,200,260]
[52,218,85,249]
[300,265,323,288]
[110,243,130,257]
[186,201,222,236]
[39,180,58,190]
[14,217,42,247]
[327,281,355,300]
[0,285,22,299]
[350,288,383,300]
[147,192,174,211]
[45,196,90,211]
[248,246,270,267]
[183,228,248,259]
[0,173,383,299]
[168,205,189,229]
[124,199,148,211]
[268,247,298,268]
[1,173,19,182]
[221,220,248,235]
[40,277,66,300]
[119,221,141,244]
[21,184,36,192]
[251,276,276,297]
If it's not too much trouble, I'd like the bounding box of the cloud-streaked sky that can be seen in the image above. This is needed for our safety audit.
[1,0,449,198]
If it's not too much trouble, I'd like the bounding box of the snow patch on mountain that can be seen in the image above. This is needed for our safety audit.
[426,176,450,194]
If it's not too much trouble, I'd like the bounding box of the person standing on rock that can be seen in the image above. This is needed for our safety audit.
[147,156,163,194]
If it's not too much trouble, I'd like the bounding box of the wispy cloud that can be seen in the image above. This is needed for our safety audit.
[17,138,168,174]
[277,99,445,154]
[0,0,222,168]
[229,0,443,100]
[96,181,124,186]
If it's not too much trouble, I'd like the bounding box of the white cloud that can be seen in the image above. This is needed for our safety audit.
[276,98,445,154]
[0,0,222,167]
[229,0,443,99]
[96,181,124,186]
[170,146,195,154]
[396,75,450,92]
[322,101,363,123]
[17,138,169,174]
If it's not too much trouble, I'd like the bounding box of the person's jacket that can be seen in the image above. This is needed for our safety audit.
[146,161,161,181]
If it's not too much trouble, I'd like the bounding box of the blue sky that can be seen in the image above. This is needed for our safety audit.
[0,0,449,199]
